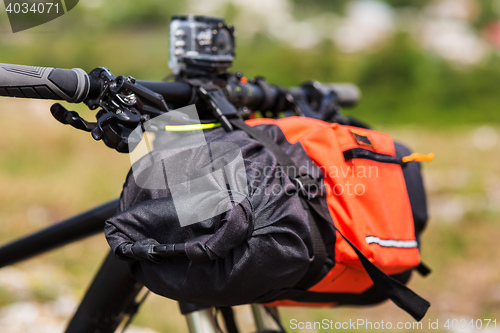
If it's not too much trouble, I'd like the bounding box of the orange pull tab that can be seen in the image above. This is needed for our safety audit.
[401,152,435,163]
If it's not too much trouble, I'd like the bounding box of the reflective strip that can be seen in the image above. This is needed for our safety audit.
[165,123,221,131]
[366,236,418,249]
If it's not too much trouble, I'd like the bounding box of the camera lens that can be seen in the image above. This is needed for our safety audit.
[215,28,233,54]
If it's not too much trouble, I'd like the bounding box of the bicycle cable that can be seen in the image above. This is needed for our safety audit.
[263,306,287,333]
[120,290,151,333]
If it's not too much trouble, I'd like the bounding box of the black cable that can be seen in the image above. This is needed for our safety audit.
[121,290,150,333]
[213,308,225,333]
[263,307,287,333]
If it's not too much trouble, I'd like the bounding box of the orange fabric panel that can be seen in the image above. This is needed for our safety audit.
[308,263,373,293]
[246,117,419,302]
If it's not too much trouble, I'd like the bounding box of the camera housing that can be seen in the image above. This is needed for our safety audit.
[168,15,235,76]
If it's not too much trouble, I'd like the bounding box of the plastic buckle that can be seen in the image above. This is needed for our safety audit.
[152,243,186,257]
[290,175,323,200]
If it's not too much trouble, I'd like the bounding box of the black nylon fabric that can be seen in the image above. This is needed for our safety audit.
[395,143,429,244]
[105,125,335,306]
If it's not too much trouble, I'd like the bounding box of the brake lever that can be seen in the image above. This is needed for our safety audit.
[50,103,97,132]
[51,67,167,153]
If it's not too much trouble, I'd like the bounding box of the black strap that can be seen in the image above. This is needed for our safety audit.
[336,229,429,321]
[416,262,432,277]
[277,195,430,321]
[293,201,328,289]
[343,148,403,165]
[231,118,430,321]
[184,78,239,131]
[218,306,239,333]
[299,199,430,321]
[230,118,327,288]
[229,118,298,176]
[272,270,412,305]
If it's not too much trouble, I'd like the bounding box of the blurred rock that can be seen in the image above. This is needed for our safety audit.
[429,195,467,223]
[0,267,31,298]
[0,295,159,333]
[471,126,498,151]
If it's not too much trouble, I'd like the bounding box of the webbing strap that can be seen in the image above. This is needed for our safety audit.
[230,118,430,321]
[230,118,327,288]
[343,148,435,168]
[229,118,298,176]
[218,307,239,333]
[336,229,430,321]
[299,174,431,320]
[343,148,403,165]
[294,201,328,289]
[416,262,432,277]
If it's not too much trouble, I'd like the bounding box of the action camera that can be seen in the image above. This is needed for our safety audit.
[168,15,235,76]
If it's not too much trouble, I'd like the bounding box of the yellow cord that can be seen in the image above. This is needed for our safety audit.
[165,123,222,131]
[401,152,436,163]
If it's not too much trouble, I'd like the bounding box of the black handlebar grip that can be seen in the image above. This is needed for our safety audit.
[328,83,361,107]
[0,63,90,103]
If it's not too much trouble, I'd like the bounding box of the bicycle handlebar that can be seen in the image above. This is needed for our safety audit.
[320,83,360,107]
[0,63,360,111]
[138,80,361,110]
[0,63,90,103]
[136,80,194,104]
